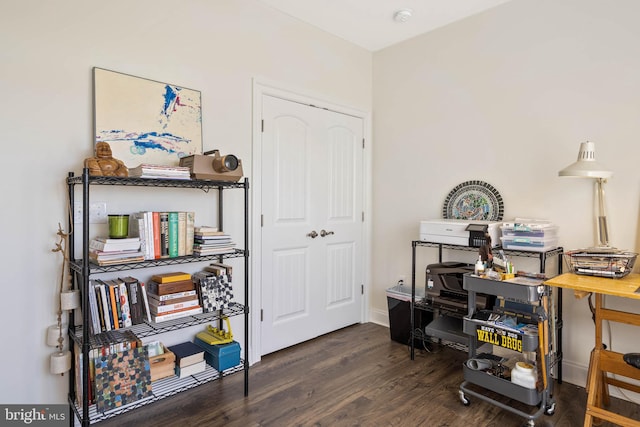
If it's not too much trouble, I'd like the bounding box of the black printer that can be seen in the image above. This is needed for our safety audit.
[425,261,493,316]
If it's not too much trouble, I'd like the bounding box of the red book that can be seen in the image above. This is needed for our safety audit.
[152,212,161,259]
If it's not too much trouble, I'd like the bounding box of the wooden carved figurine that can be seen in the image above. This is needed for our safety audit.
[84,142,128,177]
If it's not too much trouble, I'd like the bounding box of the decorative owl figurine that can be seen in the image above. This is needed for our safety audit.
[84,142,128,177]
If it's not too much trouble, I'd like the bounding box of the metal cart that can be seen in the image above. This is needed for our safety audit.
[459,275,556,427]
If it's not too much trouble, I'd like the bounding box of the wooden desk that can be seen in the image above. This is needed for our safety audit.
[545,273,640,427]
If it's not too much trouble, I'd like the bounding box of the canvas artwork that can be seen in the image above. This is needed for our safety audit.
[93,67,202,167]
[93,347,152,413]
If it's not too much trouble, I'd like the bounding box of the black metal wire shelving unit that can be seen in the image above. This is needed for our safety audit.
[66,169,249,426]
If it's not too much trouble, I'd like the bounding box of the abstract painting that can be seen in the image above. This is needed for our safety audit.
[93,67,202,167]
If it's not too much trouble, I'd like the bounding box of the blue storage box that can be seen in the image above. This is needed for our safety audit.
[195,338,241,372]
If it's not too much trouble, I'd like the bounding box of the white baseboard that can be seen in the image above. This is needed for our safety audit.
[369,307,389,328]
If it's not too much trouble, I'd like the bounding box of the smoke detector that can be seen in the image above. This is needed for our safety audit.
[394,9,413,23]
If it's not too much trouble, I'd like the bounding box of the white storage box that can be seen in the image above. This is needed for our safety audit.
[500,235,558,252]
[501,225,558,239]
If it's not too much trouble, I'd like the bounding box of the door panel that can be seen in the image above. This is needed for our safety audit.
[261,95,363,355]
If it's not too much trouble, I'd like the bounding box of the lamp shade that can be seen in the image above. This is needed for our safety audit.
[558,142,613,178]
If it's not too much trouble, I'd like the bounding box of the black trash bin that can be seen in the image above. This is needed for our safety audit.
[386,284,431,346]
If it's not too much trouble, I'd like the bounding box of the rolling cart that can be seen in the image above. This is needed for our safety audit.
[459,275,556,427]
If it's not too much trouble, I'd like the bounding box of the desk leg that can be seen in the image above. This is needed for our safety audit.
[584,349,601,427]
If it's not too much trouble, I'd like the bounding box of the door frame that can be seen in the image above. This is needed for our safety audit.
[250,78,372,365]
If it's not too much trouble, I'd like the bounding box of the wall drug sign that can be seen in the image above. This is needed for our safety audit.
[476,324,523,352]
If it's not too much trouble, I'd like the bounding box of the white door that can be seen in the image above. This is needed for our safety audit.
[260,95,364,355]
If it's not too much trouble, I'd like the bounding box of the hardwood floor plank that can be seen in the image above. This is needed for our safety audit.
[97,323,639,427]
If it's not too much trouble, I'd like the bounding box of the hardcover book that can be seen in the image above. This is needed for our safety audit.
[146,279,194,296]
[93,347,152,413]
[151,272,192,283]
[175,359,206,378]
[151,306,203,323]
[167,341,205,367]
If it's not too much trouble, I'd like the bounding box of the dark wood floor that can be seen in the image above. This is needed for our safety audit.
[99,323,640,427]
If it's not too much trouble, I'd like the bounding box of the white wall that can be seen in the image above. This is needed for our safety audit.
[0,0,371,404]
[372,0,640,389]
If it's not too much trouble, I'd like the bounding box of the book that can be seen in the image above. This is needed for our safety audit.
[87,280,101,335]
[175,359,206,378]
[90,237,141,253]
[96,281,112,332]
[193,226,224,236]
[152,211,161,259]
[167,341,205,367]
[178,211,187,257]
[106,280,121,330]
[93,347,152,412]
[146,279,194,296]
[117,279,133,328]
[119,276,143,325]
[151,271,192,283]
[148,298,200,314]
[185,212,195,256]
[128,163,191,179]
[145,289,197,302]
[168,212,179,258]
[138,282,152,323]
[151,306,203,323]
[160,212,169,258]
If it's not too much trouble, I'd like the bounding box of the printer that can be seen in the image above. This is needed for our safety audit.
[425,261,493,316]
[419,219,501,248]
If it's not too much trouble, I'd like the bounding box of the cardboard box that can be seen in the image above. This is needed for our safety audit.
[149,346,176,382]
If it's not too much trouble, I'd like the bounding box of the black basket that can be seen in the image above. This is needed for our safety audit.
[564,250,637,278]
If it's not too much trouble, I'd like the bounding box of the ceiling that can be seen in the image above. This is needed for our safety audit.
[257,0,513,51]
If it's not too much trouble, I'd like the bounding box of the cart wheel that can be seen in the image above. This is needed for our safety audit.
[544,401,556,416]
[459,390,470,406]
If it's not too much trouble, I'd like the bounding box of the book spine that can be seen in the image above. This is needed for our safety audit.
[97,282,112,332]
[160,212,169,258]
[87,280,100,335]
[145,289,197,301]
[168,211,179,258]
[144,211,154,260]
[122,277,142,325]
[118,280,133,328]
[152,211,161,259]
[152,306,203,323]
[108,282,120,330]
[178,211,187,257]
[139,282,152,323]
[186,211,195,256]
[93,284,106,332]
[148,298,200,314]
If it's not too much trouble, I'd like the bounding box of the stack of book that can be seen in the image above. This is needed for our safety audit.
[128,163,191,180]
[168,341,206,379]
[192,226,235,256]
[89,237,144,266]
[146,272,203,323]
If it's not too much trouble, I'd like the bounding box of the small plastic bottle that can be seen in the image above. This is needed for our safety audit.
[474,255,485,275]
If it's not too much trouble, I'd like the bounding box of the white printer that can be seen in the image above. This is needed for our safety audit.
[419,219,501,248]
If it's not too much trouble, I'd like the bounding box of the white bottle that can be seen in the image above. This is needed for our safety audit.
[511,361,537,389]
[474,255,485,275]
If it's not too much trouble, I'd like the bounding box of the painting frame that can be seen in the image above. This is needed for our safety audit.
[93,67,203,168]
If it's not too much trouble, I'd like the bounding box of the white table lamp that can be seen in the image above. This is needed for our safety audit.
[558,142,613,248]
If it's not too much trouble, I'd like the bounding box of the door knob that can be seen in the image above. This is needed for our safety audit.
[307,230,318,238]
[320,229,334,237]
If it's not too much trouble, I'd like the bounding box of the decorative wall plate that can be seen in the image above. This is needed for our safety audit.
[442,180,504,221]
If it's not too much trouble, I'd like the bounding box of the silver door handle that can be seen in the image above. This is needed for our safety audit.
[320,229,334,237]
[307,230,318,238]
